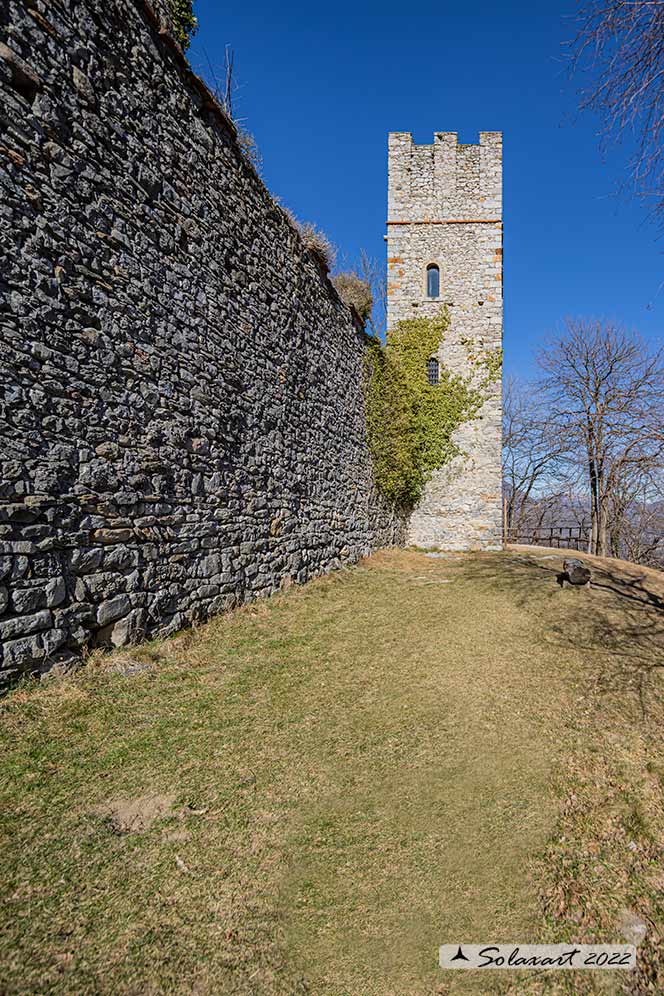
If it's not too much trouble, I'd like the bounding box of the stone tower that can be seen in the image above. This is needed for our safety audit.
[386,131,503,550]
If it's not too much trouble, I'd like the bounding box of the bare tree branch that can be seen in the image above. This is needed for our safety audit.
[567,1,664,220]
[358,250,387,339]
[502,376,571,539]
[537,318,664,556]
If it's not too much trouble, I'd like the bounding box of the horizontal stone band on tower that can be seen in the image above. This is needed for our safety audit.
[387,219,502,225]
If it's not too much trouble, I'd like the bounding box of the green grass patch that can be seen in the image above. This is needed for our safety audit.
[1,550,663,994]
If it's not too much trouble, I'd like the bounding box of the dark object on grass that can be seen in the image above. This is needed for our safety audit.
[562,558,592,587]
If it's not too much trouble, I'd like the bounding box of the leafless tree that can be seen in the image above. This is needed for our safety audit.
[608,467,664,562]
[502,376,569,539]
[201,44,236,118]
[568,1,664,219]
[615,487,664,565]
[200,46,262,173]
[538,318,664,556]
[358,249,388,339]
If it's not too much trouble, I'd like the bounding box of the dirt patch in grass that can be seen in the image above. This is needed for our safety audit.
[93,793,178,834]
[0,549,662,994]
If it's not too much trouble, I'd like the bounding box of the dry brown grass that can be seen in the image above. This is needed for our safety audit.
[497,547,664,996]
[332,271,373,323]
[297,221,336,271]
[0,549,662,995]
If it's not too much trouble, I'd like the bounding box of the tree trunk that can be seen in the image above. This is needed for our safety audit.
[589,458,600,555]
[596,487,610,557]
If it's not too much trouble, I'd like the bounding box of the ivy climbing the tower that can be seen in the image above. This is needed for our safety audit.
[364,308,495,509]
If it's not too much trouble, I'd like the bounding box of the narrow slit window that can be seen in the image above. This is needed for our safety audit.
[427,357,439,385]
[426,264,440,298]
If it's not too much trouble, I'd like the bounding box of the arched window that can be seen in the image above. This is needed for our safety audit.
[426,264,440,299]
[427,357,439,385]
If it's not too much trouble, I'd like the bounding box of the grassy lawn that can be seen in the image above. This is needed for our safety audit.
[1,548,663,995]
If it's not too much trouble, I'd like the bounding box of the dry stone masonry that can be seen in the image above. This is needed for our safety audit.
[387,131,503,550]
[0,0,403,686]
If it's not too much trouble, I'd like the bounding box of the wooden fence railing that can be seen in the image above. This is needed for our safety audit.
[505,525,590,551]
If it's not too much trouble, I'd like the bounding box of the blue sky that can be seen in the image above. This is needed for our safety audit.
[188,0,664,377]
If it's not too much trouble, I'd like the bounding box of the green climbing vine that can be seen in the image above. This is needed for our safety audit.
[364,308,497,509]
[165,0,198,49]
[479,346,503,384]
[459,334,503,387]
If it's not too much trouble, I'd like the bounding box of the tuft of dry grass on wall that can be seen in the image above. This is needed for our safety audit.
[276,202,299,232]
[298,221,336,272]
[274,207,336,273]
[331,271,373,325]
[236,127,262,173]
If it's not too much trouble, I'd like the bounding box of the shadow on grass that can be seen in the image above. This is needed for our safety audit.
[463,552,664,723]
[462,551,664,996]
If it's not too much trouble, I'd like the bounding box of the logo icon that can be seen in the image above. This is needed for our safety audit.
[450,946,470,963]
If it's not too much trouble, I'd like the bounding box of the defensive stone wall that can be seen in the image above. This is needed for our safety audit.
[0,0,403,686]
[386,131,503,550]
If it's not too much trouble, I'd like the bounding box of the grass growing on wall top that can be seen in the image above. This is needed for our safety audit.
[364,308,485,508]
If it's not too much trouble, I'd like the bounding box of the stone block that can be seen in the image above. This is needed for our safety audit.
[3,634,44,667]
[97,594,131,627]
[93,529,134,545]
[0,609,52,641]
[0,541,36,555]
[10,586,45,614]
[70,548,104,574]
[197,553,223,578]
[42,628,68,656]
[45,577,66,607]
[96,608,146,648]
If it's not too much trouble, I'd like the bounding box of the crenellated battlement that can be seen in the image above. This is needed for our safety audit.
[388,131,502,224]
